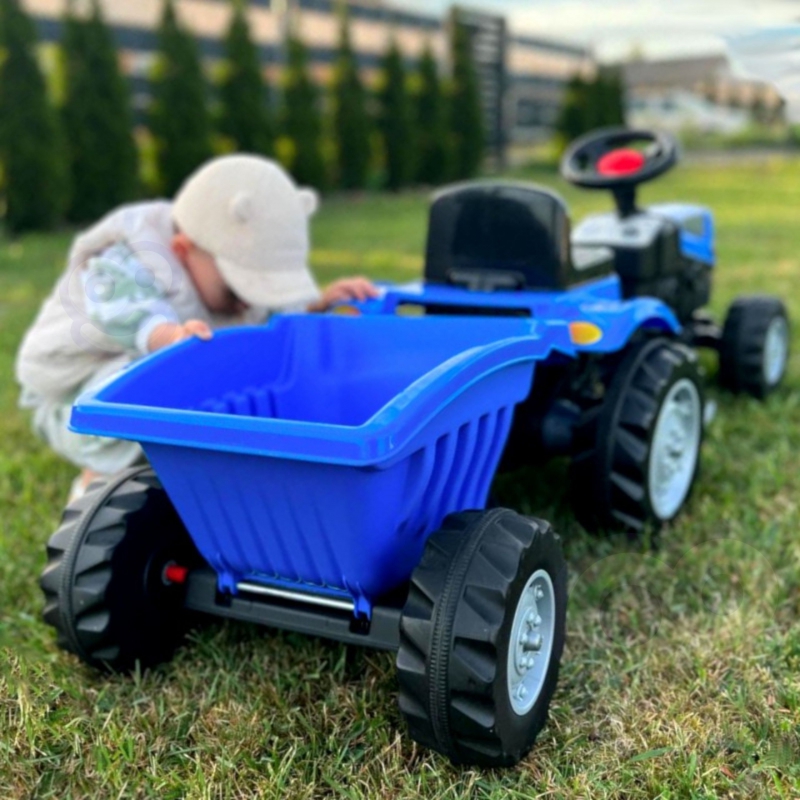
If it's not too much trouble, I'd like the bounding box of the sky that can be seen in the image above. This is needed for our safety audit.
[398,0,800,62]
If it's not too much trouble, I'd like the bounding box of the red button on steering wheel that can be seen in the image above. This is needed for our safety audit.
[597,148,647,177]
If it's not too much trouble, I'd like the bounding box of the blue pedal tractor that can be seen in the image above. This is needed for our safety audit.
[352,127,790,531]
[40,128,789,768]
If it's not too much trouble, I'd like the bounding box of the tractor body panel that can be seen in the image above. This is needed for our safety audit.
[355,276,682,355]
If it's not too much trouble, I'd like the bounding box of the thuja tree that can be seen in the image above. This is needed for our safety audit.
[149,0,212,195]
[556,73,590,145]
[415,44,450,185]
[588,67,626,128]
[449,13,485,180]
[557,68,627,146]
[331,7,371,189]
[0,0,68,232]
[377,40,413,190]
[279,35,326,187]
[219,0,274,155]
[61,0,138,222]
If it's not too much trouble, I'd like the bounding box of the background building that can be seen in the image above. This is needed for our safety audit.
[623,55,784,133]
[21,0,595,156]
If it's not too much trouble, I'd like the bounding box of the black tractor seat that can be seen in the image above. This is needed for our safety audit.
[424,182,614,293]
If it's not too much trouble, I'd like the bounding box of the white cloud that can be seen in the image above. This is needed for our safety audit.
[398,0,800,60]
[510,0,800,60]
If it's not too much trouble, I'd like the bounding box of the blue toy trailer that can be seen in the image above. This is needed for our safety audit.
[42,314,574,767]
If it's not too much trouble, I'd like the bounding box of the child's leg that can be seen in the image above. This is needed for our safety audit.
[31,399,145,476]
[25,356,146,497]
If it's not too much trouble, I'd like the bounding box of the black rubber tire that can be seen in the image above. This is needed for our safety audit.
[40,467,200,672]
[396,508,567,767]
[569,338,704,534]
[719,296,790,399]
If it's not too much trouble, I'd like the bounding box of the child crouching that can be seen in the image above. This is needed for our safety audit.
[15,155,377,500]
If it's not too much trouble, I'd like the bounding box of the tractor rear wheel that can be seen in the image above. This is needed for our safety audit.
[570,338,704,533]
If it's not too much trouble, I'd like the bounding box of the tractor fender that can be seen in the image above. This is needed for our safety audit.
[566,297,681,354]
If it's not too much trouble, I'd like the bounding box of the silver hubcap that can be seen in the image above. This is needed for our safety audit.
[764,316,789,387]
[648,378,702,521]
[507,569,555,716]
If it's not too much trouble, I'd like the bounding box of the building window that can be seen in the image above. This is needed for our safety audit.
[516,99,542,128]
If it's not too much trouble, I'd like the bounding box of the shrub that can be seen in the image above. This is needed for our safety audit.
[556,74,590,145]
[0,0,68,232]
[556,68,627,147]
[219,0,274,156]
[279,35,326,188]
[61,0,138,222]
[149,0,213,196]
[449,13,484,180]
[414,45,450,185]
[378,41,413,190]
[331,8,371,189]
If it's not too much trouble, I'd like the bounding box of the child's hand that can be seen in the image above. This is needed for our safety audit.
[308,277,379,312]
[147,320,213,352]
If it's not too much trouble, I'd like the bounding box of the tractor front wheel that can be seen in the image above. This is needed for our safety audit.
[720,296,790,399]
[570,338,704,534]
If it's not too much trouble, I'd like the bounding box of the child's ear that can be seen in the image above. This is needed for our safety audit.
[298,188,320,218]
[171,231,192,261]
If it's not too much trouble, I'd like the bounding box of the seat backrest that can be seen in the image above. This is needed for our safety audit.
[424,182,573,291]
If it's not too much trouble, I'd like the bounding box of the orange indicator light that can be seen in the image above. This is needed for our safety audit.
[569,321,603,346]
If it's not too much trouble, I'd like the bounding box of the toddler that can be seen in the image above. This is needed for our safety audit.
[15,154,377,499]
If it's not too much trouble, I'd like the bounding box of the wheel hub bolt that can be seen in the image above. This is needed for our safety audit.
[524,633,543,651]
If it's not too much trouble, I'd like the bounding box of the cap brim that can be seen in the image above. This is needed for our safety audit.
[217,257,321,310]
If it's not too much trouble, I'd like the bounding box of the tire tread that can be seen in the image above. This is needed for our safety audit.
[397,510,566,767]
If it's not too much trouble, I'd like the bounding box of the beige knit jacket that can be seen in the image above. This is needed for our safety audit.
[15,201,267,402]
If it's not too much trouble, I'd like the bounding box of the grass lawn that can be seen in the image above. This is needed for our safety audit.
[2,158,800,798]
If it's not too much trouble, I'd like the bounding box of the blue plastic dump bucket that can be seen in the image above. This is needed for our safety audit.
[72,315,571,614]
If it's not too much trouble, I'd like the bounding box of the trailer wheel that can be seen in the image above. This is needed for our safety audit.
[720,296,789,399]
[396,508,567,767]
[39,467,199,672]
[570,338,704,533]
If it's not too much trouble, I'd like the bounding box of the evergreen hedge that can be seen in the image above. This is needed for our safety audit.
[61,0,138,222]
[414,45,450,186]
[557,68,627,146]
[556,74,591,145]
[149,0,213,196]
[593,68,626,128]
[0,0,68,232]
[449,14,485,180]
[332,9,371,189]
[378,41,413,191]
[279,35,326,188]
[219,1,274,156]
[0,1,504,224]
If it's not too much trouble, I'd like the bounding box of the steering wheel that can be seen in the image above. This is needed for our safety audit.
[561,127,678,192]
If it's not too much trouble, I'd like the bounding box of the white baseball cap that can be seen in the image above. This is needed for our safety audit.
[172,154,321,309]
